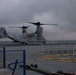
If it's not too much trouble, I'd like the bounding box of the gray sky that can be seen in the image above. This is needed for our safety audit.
[0,0,76,40]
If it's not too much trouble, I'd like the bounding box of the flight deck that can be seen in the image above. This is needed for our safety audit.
[0,41,76,75]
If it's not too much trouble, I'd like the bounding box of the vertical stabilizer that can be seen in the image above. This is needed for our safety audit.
[0,27,7,38]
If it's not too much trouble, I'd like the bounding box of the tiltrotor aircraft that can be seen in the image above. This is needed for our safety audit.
[1,22,57,44]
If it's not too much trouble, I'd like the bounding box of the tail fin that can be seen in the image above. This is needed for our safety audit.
[0,27,8,38]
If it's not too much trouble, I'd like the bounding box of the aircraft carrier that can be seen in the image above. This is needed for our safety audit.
[0,40,76,75]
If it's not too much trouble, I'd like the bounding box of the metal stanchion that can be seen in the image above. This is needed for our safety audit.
[23,50,26,75]
[3,47,6,68]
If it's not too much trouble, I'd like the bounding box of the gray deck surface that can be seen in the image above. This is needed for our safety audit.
[0,41,76,75]
[0,69,12,75]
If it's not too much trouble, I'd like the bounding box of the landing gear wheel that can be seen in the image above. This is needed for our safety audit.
[21,42,24,44]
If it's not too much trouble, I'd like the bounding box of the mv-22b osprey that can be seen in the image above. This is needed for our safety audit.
[2,22,57,44]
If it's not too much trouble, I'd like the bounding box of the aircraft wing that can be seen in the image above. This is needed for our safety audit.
[7,35,19,42]
[7,35,28,44]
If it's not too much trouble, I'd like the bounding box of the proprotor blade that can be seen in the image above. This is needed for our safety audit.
[40,23,57,26]
[27,22,37,25]
[9,26,21,28]
[22,26,30,29]
[26,22,57,26]
[27,22,42,25]
[9,26,30,29]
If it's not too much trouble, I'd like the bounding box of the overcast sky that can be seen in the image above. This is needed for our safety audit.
[0,0,76,40]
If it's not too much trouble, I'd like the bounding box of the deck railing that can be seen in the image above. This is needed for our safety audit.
[0,47,26,75]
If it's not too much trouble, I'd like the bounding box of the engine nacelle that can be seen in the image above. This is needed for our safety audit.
[39,27,43,37]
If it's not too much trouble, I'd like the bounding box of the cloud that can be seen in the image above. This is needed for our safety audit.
[0,0,76,40]
[0,0,68,24]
